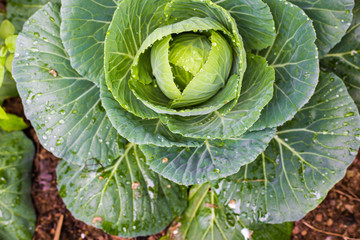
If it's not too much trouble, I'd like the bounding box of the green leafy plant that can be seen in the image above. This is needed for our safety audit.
[0,3,49,238]
[11,0,360,239]
[0,19,34,234]
[0,129,35,240]
[0,19,18,103]
[0,18,28,132]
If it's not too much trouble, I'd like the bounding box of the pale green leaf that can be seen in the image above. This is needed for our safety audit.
[163,0,247,107]
[129,17,239,116]
[169,33,211,75]
[0,66,4,88]
[0,46,7,58]
[5,35,17,53]
[0,113,28,131]
[5,54,14,73]
[150,35,182,100]
[0,20,15,39]
[0,107,7,119]
[171,31,233,108]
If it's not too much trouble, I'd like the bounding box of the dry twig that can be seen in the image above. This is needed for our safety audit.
[302,221,360,240]
[333,189,360,203]
[53,214,64,240]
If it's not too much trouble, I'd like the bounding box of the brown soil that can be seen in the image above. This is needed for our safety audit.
[3,97,360,240]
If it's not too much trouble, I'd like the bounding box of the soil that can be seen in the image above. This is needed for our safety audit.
[0,0,6,13]
[3,97,360,240]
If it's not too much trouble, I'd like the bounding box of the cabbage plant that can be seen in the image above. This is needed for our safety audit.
[12,0,360,239]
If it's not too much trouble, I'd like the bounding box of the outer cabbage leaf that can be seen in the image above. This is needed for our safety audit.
[213,0,276,50]
[252,0,319,130]
[321,0,360,109]
[172,183,293,240]
[57,144,187,237]
[13,3,123,165]
[141,128,275,186]
[164,55,274,139]
[60,0,119,85]
[289,0,354,58]
[0,130,35,240]
[6,0,58,32]
[213,72,360,223]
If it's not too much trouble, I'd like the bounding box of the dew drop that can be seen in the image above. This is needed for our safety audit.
[345,112,355,117]
[350,50,358,56]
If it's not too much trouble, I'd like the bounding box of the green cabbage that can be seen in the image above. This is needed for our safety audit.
[11,0,360,238]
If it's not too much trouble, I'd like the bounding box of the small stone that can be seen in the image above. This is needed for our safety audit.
[293,226,300,234]
[345,204,355,213]
[315,214,323,222]
[301,230,307,236]
[327,218,333,227]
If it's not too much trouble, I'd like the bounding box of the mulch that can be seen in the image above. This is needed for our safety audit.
[3,96,360,240]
